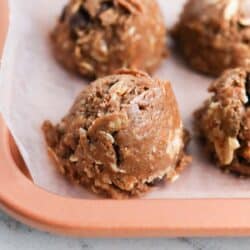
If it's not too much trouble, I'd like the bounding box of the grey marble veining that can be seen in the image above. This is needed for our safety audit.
[1,211,250,250]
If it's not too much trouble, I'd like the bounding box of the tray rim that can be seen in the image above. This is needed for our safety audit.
[2,118,250,237]
[2,0,250,237]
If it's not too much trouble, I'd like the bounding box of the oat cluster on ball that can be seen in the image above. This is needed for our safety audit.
[51,0,167,79]
[43,70,190,198]
[173,0,250,76]
[195,67,250,176]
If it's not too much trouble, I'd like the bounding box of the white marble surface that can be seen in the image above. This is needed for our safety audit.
[0,210,250,250]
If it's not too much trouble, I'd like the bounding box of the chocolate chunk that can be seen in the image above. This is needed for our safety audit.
[99,1,114,13]
[69,7,91,30]
[59,6,67,22]
[245,72,250,100]
[113,143,123,166]
[147,176,165,187]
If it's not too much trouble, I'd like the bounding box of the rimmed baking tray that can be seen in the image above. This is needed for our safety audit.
[1,0,250,237]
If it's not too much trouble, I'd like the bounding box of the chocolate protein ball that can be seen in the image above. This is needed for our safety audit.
[42,69,190,198]
[51,0,167,79]
[172,0,250,76]
[195,66,250,176]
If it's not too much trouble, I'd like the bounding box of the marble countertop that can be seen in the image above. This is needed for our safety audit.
[0,211,250,250]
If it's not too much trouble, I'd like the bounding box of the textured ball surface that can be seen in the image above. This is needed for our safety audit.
[51,0,167,78]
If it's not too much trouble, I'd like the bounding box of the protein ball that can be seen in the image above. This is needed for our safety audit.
[51,0,167,79]
[195,66,250,176]
[172,0,250,76]
[42,69,191,199]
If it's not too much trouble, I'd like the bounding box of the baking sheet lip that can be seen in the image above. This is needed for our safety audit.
[2,115,250,236]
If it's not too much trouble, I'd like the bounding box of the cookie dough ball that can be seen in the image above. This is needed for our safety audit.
[172,0,250,76]
[51,0,167,79]
[42,70,190,198]
[195,67,250,176]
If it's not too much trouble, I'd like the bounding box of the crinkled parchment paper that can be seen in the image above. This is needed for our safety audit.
[1,0,250,199]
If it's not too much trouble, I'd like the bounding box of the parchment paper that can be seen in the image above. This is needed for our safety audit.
[1,0,250,199]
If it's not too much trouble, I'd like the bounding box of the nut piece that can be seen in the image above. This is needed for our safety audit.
[239,17,250,27]
[214,137,240,165]
[223,0,239,20]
